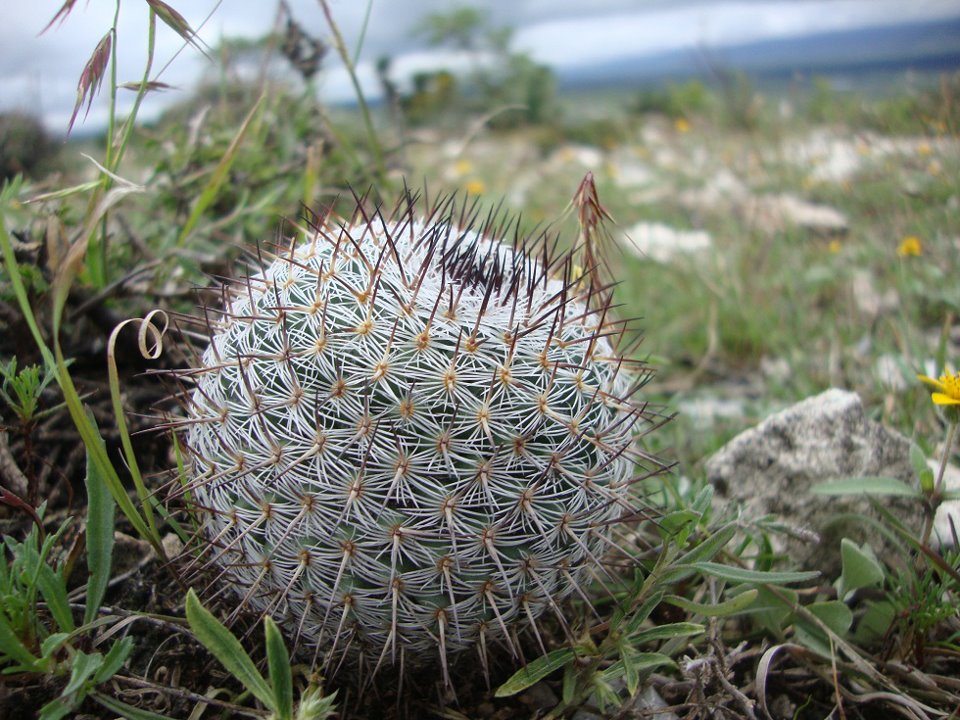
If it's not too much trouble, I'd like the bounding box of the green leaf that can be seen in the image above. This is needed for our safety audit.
[185,589,275,711]
[631,621,704,645]
[40,650,104,719]
[852,600,896,645]
[35,562,74,633]
[794,601,853,657]
[601,652,676,685]
[691,562,819,585]
[39,632,71,660]
[495,647,575,697]
[839,539,884,596]
[663,588,759,617]
[176,94,266,247]
[294,685,338,720]
[909,443,929,480]
[61,650,104,697]
[810,476,921,498]
[93,638,133,684]
[265,617,293,720]
[749,586,798,636]
[0,612,41,669]
[624,589,665,635]
[676,524,737,566]
[84,418,116,625]
[658,510,699,542]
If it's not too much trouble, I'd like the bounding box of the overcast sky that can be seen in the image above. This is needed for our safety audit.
[3,0,958,132]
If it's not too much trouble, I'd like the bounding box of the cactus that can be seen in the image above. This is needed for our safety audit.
[172,191,664,682]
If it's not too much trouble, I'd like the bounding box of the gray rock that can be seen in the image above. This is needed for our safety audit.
[706,388,916,572]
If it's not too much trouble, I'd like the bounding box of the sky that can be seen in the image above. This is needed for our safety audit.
[2,0,958,133]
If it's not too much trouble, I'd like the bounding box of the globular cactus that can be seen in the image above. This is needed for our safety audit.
[171,190,664,683]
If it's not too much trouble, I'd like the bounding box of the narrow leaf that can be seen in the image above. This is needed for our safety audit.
[676,524,737,565]
[265,617,293,720]
[36,562,74,633]
[84,421,116,625]
[0,613,41,668]
[601,653,676,683]
[176,93,266,247]
[692,562,820,585]
[93,638,133,684]
[91,691,176,720]
[810,476,921,498]
[495,648,575,697]
[185,589,275,711]
[625,589,665,635]
[631,622,704,645]
[664,588,759,617]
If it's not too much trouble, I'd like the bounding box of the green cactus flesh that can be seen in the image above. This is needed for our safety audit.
[179,194,660,677]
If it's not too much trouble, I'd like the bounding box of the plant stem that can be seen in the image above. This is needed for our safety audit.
[934,421,957,496]
[318,0,387,184]
[920,420,957,547]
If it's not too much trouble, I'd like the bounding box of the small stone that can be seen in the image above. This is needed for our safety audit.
[622,222,712,263]
[928,460,960,549]
[746,193,848,236]
[874,354,909,392]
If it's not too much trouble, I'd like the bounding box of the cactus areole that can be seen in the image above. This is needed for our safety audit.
[176,191,663,680]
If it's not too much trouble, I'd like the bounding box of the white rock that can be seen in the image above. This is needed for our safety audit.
[622,222,712,263]
[852,270,900,317]
[745,193,848,235]
[874,354,909,392]
[551,143,604,168]
[677,396,746,429]
[928,460,960,549]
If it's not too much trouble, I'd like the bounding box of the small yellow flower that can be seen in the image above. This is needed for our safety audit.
[917,141,932,157]
[674,117,691,133]
[828,239,842,254]
[918,370,960,406]
[928,160,942,176]
[453,158,473,177]
[464,179,486,195]
[897,235,922,257]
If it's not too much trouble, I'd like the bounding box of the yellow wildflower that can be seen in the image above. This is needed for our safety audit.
[828,239,841,254]
[674,117,690,133]
[464,179,486,195]
[918,369,960,406]
[917,141,932,157]
[453,158,473,177]
[897,235,922,257]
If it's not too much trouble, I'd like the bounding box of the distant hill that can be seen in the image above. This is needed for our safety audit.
[557,17,960,90]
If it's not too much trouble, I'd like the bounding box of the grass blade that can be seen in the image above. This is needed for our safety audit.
[663,588,760,617]
[495,648,575,697]
[176,93,266,247]
[265,617,293,720]
[692,562,820,585]
[184,589,275,712]
[91,691,176,720]
[83,417,115,625]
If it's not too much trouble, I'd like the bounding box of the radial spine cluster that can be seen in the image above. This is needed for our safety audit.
[174,192,661,679]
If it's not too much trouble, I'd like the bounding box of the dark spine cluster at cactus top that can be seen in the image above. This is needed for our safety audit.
[171,192,664,682]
